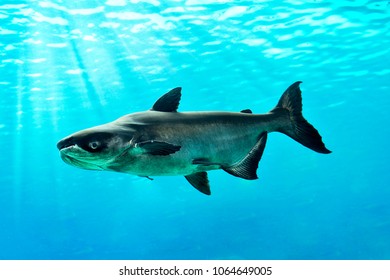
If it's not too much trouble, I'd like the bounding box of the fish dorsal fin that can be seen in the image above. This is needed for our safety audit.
[222,132,268,180]
[185,172,211,195]
[151,87,182,112]
[241,109,252,114]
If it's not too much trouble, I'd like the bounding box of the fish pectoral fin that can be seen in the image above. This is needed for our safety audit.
[151,87,182,112]
[136,140,181,156]
[222,132,268,180]
[185,172,211,195]
[240,109,252,114]
[139,176,154,181]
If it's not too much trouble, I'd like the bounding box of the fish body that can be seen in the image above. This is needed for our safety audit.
[57,82,331,195]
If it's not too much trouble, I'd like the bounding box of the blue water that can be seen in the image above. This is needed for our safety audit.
[1,0,389,260]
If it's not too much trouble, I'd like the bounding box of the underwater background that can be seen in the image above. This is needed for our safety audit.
[0,0,389,260]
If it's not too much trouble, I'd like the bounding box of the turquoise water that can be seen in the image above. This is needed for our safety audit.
[1,0,389,260]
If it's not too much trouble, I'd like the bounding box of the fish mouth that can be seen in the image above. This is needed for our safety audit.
[58,145,75,153]
[58,143,79,155]
[59,146,104,170]
[57,138,74,151]
[60,152,83,168]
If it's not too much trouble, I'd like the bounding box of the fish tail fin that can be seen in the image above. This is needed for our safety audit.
[270,81,331,154]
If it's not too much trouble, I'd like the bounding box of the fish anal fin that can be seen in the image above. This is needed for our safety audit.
[185,172,211,195]
[136,140,181,156]
[240,109,252,114]
[222,132,268,180]
[151,87,182,112]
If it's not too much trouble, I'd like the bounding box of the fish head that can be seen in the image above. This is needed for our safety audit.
[57,124,134,171]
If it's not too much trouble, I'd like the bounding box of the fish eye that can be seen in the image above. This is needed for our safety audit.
[89,141,100,150]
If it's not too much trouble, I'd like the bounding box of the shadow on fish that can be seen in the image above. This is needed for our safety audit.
[57,81,331,195]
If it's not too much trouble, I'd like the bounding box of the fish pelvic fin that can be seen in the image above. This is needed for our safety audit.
[270,81,331,154]
[222,132,267,180]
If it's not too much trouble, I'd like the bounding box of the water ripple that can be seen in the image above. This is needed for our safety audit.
[0,0,388,118]
[39,1,105,16]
